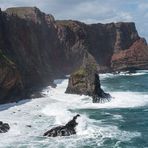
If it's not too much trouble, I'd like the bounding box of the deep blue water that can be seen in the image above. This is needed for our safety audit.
[0,71,148,148]
[74,71,148,147]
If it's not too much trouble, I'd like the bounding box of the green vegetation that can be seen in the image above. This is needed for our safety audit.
[90,62,97,71]
[73,67,86,77]
[0,49,15,65]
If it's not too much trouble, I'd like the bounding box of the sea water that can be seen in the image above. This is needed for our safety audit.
[0,70,148,148]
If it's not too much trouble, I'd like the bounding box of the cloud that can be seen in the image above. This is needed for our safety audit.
[0,0,147,41]
[138,2,148,11]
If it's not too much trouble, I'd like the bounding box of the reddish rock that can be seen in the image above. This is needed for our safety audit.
[65,52,111,103]
[0,7,147,104]
[56,21,141,73]
[111,38,148,71]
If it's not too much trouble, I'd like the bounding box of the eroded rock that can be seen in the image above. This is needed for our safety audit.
[0,7,147,104]
[66,52,111,103]
[92,73,111,103]
[43,114,80,137]
[0,121,10,133]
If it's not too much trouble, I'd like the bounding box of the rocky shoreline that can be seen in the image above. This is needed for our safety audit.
[0,7,148,104]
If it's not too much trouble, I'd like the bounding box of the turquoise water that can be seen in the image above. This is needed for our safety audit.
[0,71,148,148]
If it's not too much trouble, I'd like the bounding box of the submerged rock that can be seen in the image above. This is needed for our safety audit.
[66,52,111,103]
[0,121,10,133]
[43,114,80,137]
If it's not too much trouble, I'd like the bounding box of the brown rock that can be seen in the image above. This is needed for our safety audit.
[111,38,148,71]
[0,49,24,103]
[65,52,111,103]
[0,7,147,104]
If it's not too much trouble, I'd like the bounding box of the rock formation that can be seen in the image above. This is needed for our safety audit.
[0,49,24,103]
[92,73,111,103]
[0,121,10,133]
[43,114,80,137]
[111,38,148,71]
[0,7,148,103]
[65,52,111,103]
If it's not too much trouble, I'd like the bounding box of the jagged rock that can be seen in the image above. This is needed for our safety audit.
[66,52,111,103]
[43,114,80,137]
[111,38,148,71]
[0,121,10,133]
[0,7,147,104]
[92,73,111,103]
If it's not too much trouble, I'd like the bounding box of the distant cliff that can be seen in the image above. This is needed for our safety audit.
[0,7,148,103]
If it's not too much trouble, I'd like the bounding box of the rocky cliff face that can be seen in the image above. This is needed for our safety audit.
[0,7,148,103]
[0,7,67,103]
[111,38,148,71]
[65,52,111,103]
[0,50,23,103]
[56,21,141,72]
[65,52,97,96]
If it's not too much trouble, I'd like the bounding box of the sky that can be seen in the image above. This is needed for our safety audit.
[0,0,148,41]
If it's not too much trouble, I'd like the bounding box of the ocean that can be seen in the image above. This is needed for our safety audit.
[0,70,148,148]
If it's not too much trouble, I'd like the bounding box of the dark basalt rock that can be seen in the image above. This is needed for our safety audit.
[0,7,147,104]
[92,73,111,103]
[43,114,80,137]
[0,121,10,133]
[66,53,111,103]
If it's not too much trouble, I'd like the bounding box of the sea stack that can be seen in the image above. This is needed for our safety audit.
[43,114,80,137]
[65,52,111,103]
[0,7,148,104]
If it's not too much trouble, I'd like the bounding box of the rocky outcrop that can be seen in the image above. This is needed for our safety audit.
[65,52,111,103]
[111,38,148,71]
[43,114,80,137]
[0,121,10,133]
[92,73,111,103]
[0,7,148,103]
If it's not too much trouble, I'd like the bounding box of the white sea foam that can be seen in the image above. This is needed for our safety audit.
[0,75,146,147]
[100,70,148,80]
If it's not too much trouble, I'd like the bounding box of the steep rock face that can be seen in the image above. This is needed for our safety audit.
[0,7,148,103]
[0,7,67,103]
[56,21,141,72]
[56,20,88,72]
[111,38,148,71]
[65,52,111,103]
[65,52,97,96]
[0,50,23,103]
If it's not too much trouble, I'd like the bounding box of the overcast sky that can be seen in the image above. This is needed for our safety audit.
[0,0,148,41]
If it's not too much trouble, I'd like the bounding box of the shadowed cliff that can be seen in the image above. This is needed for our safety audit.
[0,7,148,103]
